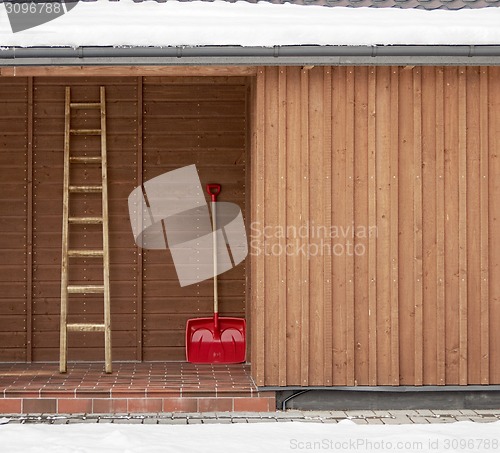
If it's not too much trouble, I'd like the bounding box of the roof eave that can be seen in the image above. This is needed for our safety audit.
[2,45,500,66]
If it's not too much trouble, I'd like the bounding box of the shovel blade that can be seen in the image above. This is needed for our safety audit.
[186,317,246,364]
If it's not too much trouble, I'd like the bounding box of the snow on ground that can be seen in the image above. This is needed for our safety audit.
[1,0,500,48]
[1,419,500,453]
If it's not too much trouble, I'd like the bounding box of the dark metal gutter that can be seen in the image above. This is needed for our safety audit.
[2,45,500,65]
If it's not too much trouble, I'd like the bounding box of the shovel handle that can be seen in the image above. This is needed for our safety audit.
[206,183,221,202]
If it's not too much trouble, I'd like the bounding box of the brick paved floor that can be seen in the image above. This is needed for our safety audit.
[2,409,499,425]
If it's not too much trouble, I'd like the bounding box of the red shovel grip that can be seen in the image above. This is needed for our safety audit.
[206,183,221,202]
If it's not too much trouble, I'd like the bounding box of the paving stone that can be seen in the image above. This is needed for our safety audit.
[97,418,113,423]
[53,418,69,424]
[276,418,295,423]
[426,416,456,424]
[301,411,335,418]
[276,412,305,419]
[159,418,187,424]
[454,416,475,422]
[187,418,203,424]
[459,409,478,416]
[231,418,248,423]
[475,410,500,415]
[171,412,193,419]
[234,412,262,419]
[381,415,413,424]
[112,418,142,424]
[215,412,234,419]
[409,416,430,424]
[431,410,457,416]
[469,416,498,423]
[365,419,384,424]
[321,419,339,423]
[351,418,369,425]
[142,418,158,424]
[346,410,375,417]
[373,410,392,417]
[328,411,348,418]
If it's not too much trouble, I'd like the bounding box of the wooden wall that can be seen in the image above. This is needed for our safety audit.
[0,76,248,363]
[250,66,500,386]
[0,78,28,362]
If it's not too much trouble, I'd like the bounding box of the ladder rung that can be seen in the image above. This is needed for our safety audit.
[69,185,102,193]
[70,129,102,135]
[70,102,101,109]
[69,157,102,164]
[67,323,106,332]
[68,217,103,224]
[67,285,105,294]
[68,249,104,257]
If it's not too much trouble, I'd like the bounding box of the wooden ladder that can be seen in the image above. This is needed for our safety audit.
[59,87,112,373]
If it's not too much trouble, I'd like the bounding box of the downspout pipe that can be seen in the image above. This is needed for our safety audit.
[2,45,500,65]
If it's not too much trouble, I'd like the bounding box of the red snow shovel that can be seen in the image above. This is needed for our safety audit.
[185,183,246,364]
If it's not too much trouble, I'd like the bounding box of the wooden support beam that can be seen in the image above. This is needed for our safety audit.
[0,66,258,77]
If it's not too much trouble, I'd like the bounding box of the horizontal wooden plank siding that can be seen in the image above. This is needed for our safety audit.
[0,75,248,364]
[251,66,500,386]
[141,77,248,361]
[31,77,139,361]
[0,77,28,361]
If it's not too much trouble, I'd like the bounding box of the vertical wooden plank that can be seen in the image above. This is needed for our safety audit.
[353,67,370,385]
[300,68,310,386]
[367,68,377,386]
[252,67,266,385]
[489,67,500,384]
[398,67,416,385]
[413,68,424,386]
[136,77,144,362]
[435,68,446,385]
[26,77,33,362]
[465,67,481,384]
[458,68,468,385]
[389,67,400,385]
[479,67,490,384]
[331,66,347,386]
[444,67,460,385]
[375,67,392,386]
[458,67,467,385]
[278,67,287,386]
[421,67,438,384]
[308,67,325,385]
[263,67,280,385]
[345,67,356,386]
[323,67,333,386]
[285,67,302,385]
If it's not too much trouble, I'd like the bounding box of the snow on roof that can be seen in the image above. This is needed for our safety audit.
[1,0,500,48]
